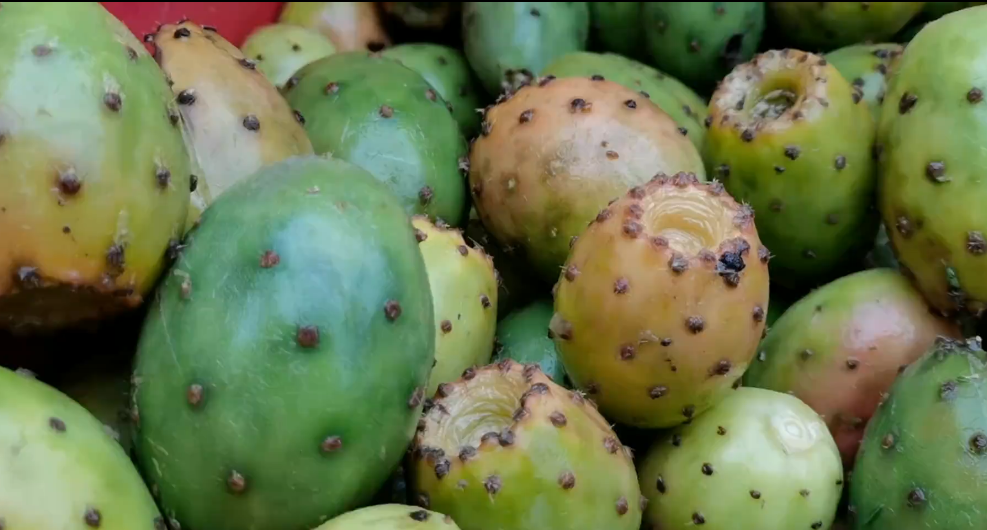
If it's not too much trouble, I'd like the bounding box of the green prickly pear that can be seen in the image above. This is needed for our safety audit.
[493,299,568,385]
[876,4,987,317]
[382,43,484,138]
[315,504,461,529]
[150,21,314,205]
[278,2,391,52]
[412,215,498,397]
[589,2,645,60]
[284,51,469,226]
[849,336,987,530]
[468,76,706,283]
[551,173,770,429]
[0,2,193,332]
[704,49,879,289]
[462,2,590,96]
[0,365,164,529]
[409,360,644,530]
[131,156,436,530]
[768,2,925,52]
[541,51,709,150]
[639,387,844,530]
[743,268,960,466]
[825,43,904,122]
[642,2,765,93]
[241,23,337,89]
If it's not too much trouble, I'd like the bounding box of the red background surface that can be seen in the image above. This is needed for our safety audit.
[101,2,284,47]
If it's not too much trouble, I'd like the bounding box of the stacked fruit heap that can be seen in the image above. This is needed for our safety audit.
[2,2,987,530]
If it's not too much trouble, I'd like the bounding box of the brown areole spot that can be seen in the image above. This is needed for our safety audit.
[187,384,204,407]
[320,435,343,453]
[227,470,247,494]
[297,325,319,348]
[260,250,280,268]
[84,508,101,527]
[385,300,402,321]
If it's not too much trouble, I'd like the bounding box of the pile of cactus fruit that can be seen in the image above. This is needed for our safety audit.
[4,2,987,530]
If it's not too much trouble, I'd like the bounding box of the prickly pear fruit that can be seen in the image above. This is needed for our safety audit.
[551,173,770,429]
[469,76,706,283]
[642,2,765,92]
[589,2,644,60]
[284,51,468,226]
[315,504,461,530]
[639,387,844,530]
[850,336,987,530]
[151,21,314,203]
[0,366,163,529]
[0,2,192,332]
[743,268,959,466]
[493,300,568,385]
[825,43,904,122]
[705,49,879,289]
[241,23,337,89]
[132,156,435,530]
[540,51,709,150]
[876,5,987,317]
[279,2,391,52]
[382,43,483,138]
[462,2,590,96]
[412,216,498,397]
[768,2,925,52]
[409,360,643,530]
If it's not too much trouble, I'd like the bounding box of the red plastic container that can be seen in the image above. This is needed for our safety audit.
[101,2,284,47]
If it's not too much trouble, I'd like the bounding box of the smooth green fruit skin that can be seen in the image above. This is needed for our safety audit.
[850,337,987,530]
[769,2,925,52]
[132,156,435,530]
[241,23,337,89]
[382,43,483,138]
[826,43,904,123]
[493,300,567,384]
[642,2,765,93]
[462,2,590,96]
[284,51,468,226]
[541,51,708,150]
[0,366,162,530]
[589,2,644,60]
[639,387,844,530]
[876,5,987,316]
[315,504,461,529]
